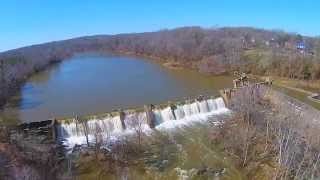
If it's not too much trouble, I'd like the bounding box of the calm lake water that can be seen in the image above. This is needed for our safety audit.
[0,53,233,124]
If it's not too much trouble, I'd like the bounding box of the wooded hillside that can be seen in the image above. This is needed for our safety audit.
[1,26,320,107]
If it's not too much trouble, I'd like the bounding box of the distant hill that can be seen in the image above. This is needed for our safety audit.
[1,26,320,107]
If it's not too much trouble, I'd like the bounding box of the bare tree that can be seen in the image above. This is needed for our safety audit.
[75,116,90,147]
[93,121,103,159]
[127,113,145,148]
[2,27,320,108]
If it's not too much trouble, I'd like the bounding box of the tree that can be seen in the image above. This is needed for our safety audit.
[93,121,103,159]
[127,113,145,148]
[75,116,90,147]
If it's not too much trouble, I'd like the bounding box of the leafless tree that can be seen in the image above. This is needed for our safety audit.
[127,113,146,148]
[2,26,320,108]
[75,116,90,147]
[270,98,320,179]
[93,121,103,159]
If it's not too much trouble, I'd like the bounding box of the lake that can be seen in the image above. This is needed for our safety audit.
[0,53,233,124]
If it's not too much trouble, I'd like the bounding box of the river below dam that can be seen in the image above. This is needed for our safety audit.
[0,53,233,124]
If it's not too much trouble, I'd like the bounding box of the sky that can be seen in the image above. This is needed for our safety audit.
[0,0,320,52]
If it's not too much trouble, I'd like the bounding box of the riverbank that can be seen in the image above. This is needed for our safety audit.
[1,49,320,124]
[0,124,67,179]
[0,59,63,109]
[1,46,224,121]
[65,85,320,179]
[1,83,320,179]
[1,52,235,124]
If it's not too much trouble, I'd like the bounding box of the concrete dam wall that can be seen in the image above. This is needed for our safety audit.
[56,96,229,149]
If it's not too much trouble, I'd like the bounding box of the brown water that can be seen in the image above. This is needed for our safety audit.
[0,53,233,124]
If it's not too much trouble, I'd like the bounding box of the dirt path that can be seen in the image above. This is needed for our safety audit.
[273,82,314,95]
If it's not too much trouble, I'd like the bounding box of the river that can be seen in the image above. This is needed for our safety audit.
[0,53,233,124]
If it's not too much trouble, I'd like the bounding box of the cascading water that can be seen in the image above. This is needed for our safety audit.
[160,107,176,121]
[57,97,229,149]
[174,105,185,120]
[153,110,163,125]
[190,102,200,115]
[109,116,123,133]
[216,97,226,109]
[207,99,218,111]
[198,100,209,113]
[183,104,192,116]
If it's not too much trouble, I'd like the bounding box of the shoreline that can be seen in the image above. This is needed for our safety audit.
[1,51,320,125]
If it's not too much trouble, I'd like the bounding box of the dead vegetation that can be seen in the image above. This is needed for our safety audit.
[67,85,320,179]
[213,85,320,179]
[2,85,319,179]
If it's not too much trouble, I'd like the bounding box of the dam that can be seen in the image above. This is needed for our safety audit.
[56,96,228,149]
[14,70,270,151]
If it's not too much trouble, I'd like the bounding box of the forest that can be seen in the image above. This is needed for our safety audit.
[1,26,320,107]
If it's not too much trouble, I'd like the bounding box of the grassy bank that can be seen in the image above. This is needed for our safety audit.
[250,75,320,110]
[273,77,320,94]
[272,78,320,110]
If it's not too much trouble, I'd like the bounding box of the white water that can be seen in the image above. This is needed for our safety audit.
[199,101,209,113]
[57,97,229,149]
[161,107,176,121]
[174,106,185,120]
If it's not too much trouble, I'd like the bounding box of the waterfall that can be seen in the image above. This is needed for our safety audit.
[57,97,228,149]
[174,105,185,120]
[198,101,209,113]
[160,107,175,121]
[154,110,163,125]
[207,99,217,111]
[215,97,226,109]
[110,116,123,133]
[190,102,200,115]
[183,104,192,116]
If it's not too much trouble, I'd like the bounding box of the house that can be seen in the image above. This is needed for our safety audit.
[296,42,305,50]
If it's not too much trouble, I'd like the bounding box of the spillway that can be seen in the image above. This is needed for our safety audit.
[57,97,229,149]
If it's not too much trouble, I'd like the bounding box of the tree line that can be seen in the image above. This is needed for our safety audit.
[1,26,320,107]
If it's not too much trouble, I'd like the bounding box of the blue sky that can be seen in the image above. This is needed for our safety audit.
[1,0,319,52]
